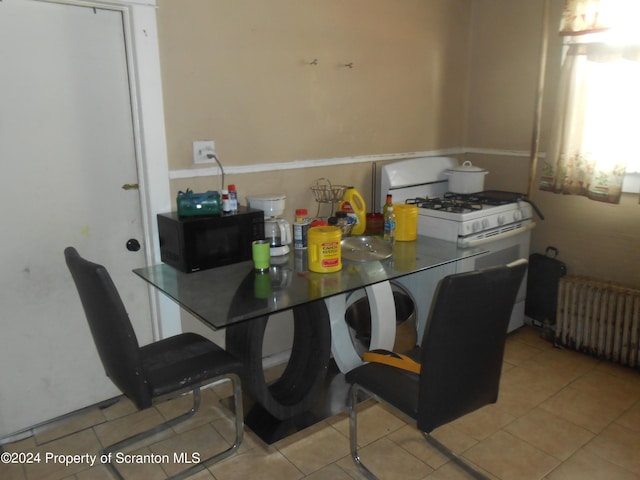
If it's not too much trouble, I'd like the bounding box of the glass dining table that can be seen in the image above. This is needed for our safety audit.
[134,235,486,443]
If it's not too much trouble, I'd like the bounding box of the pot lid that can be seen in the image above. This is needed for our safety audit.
[247,194,287,201]
[447,161,488,173]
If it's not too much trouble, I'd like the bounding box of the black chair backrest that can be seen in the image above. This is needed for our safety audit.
[418,261,527,433]
[65,247,152,409]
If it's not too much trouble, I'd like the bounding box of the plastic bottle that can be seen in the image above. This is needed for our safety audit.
[228,184,238,213]
[382,193,393,216]
[221,189,231,213]
[340,187,366,236]
[293,208,310,249]
[383,205,396,243]
[308,226,342,273]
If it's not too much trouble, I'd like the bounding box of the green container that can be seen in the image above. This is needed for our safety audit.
[176,189,221,216]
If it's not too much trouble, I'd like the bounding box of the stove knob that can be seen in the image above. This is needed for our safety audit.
[482,218,490,229]
[497,215,506,226]
[472,220,481,232]
[513,210,522,221]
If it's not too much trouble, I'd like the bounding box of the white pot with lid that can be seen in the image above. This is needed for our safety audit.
[445,161,488,194]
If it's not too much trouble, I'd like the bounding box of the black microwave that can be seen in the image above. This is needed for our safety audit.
[157,207,265,273]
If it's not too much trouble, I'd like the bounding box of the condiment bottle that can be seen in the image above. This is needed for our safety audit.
[221,189,231,213]
[383,193,393,216]
[383,205,396,243]
[228,184,238,213]
[293,208,310,249]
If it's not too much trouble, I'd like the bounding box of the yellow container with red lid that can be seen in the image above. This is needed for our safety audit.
[308,226,342,273]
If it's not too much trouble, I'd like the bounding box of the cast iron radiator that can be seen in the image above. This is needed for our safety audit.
[555,275,640,368]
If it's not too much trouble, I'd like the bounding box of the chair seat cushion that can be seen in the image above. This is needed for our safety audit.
[346,362,419,420]
[140,333,244,398]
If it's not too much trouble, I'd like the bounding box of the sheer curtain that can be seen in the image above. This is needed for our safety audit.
[540,0,640,203]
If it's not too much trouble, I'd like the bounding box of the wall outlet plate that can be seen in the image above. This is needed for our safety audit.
[193,140,215,164]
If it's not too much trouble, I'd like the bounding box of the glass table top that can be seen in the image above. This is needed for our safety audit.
[134,235,486,330]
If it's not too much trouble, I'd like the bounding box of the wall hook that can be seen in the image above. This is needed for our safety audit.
[308,58,319,66]
[342,62,354,69]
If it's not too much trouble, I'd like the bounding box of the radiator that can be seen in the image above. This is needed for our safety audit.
[555,275,640,368]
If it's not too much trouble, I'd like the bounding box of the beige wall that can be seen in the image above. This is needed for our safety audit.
[156,0,639,287]
[156,0,471,216]
[466,0,639,287]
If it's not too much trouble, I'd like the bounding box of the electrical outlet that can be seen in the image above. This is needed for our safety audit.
[192,140,216,164]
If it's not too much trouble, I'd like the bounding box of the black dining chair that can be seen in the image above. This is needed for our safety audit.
[346,259,528,480]
[64,247,244,480]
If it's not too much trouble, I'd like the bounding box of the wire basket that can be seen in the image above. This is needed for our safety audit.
[311,178,347,204]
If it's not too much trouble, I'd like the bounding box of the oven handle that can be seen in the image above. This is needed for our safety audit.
[459,222,536,248]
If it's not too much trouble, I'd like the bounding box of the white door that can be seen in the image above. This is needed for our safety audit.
[0,0,154,437]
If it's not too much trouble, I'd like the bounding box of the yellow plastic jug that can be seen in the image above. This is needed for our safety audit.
[339,187,366,236]
[394,204,418,241]
[308,226,342,273]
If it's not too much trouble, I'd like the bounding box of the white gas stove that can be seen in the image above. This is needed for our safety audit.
[380,156,537,334]
[380,157,536,247]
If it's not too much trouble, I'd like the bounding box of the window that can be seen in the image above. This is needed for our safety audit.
[540,0,640,202]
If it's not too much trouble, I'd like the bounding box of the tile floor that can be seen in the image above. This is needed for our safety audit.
[2,325,640,480]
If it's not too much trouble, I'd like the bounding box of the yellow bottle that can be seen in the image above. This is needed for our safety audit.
[339,187,366,236]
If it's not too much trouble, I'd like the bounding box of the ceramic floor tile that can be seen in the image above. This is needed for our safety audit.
[331,403,407,446]
[502,339,543,366]
[584,423,640,475]
[503,359,575,396]
[99,396,138,422]
[298,462,353,480]
[504,407,594,461]
[528,347,599,380]
[5,326,640,480]
[154,389,232,435]
[463,430,560,480]
[0,462,26,480]
[277,423,349,475]
[546,448,640,480]
[22,428,102,480]
[387,423,477,470]
[617,401,640,432]
[208,448,303,480]
[494,378,553,418]
[424,459,497,479]
[540,385,628,434]
[570,370,640,410]
[337,437,433,480]
[447,404,516,441]
[92,407,166,449]
[33,408,107,445]
[149,423,228,477]
[508,326,555,350]
[108,445,168,480]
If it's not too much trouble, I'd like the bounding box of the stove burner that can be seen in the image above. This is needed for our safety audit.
[405,191,522,214]
[406,196,483,214]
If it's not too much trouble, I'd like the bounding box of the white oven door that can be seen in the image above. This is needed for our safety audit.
[456,227,532,332]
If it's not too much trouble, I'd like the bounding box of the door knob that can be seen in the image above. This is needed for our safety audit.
[126,239,141,252]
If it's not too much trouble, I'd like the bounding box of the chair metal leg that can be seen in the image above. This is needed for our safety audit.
[349,382,490,480]
[348,384,378,480]
[104,374,244,480]
[422,432,490,480]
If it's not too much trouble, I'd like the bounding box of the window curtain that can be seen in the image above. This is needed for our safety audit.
[540,0,640,204]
